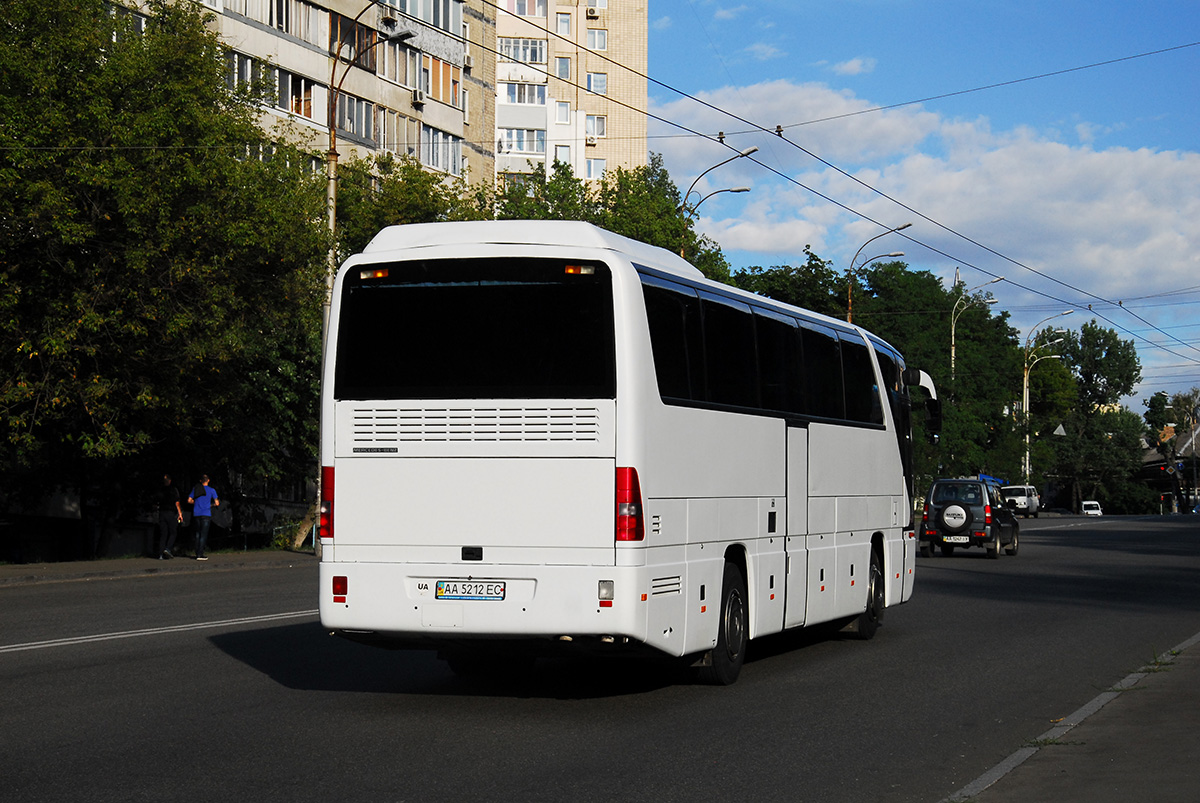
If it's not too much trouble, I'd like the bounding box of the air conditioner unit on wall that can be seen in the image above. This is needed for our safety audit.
[586,7,600,19]
[412,88,426,106]
[463,54,474,70]
[585,135,598,146]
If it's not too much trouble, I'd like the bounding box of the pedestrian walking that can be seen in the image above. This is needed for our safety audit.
[156,474,182,559]
[188,475,220,561]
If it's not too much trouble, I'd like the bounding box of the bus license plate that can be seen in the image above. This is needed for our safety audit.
[436,580,506,601]
[943,535,970,544]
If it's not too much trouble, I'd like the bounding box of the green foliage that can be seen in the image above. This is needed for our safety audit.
[0,0,326,494]
[731,248,845,318]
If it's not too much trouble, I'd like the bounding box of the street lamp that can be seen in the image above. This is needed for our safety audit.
[684,187,750,222]
[845,252,904,324]
[846,223,911,323]
[1022,310,1074,483]
[324,4,412,337]
[679,147,758,257]
[681,146,759,211]
[950,276,1004,383]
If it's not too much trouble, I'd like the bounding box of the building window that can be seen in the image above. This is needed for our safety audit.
[422,125,463,175]
[554,56,570,79]
[505,0,546,17]
[382,0,461,35]
[555,101,570,123]
[554,144,570,164]
[227,52,260,89]
[500,128,547,154]
[379,40,417,86]
[331,13,378,72]
[337,93,375,142]
[586,29,607,50]
[585,115,606,137]
[586,72,607,95]
[501,82,547,105]
[276,69,316,119]
[586,158,606,179]
[556,12,571,35]
[499,37,547,64]
[587,0,608,7]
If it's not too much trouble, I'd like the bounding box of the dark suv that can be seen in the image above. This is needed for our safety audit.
[920,478,1019,558]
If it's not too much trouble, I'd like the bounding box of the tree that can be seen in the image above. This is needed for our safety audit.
[1051,322,1143,511]
[731,248,845,318]
[0,0,327,513]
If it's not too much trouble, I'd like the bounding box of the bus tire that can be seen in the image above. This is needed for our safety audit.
[848,548,884,640]
[698,562,748,686]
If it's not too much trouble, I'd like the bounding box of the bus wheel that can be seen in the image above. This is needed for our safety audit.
[848,549,885,640]
[698,562,748,685]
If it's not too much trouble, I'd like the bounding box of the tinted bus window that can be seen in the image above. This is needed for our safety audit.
[841,334,884,425]
[700,293,758,409]
[641,276,704,401]
[334,258,615,400]
[801,322,844,419]
[755,308,803,414]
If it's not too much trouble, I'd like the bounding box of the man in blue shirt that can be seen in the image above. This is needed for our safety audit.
[188,475,220,561]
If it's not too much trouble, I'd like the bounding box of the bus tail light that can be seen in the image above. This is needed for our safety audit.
[332,575,347,603]
[616,467,644,542]
[320,466,335,540]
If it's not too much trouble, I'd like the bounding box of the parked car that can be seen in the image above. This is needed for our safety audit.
[1082,500,1103,516]
[920,477,1020,558]
[1000,484,1041,518]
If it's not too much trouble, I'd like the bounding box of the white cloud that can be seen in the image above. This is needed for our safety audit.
[832,57,877,76]
[714,5,749,21]
[652,16,672,31]
[745,42,785,61]
[650,79,1200,354]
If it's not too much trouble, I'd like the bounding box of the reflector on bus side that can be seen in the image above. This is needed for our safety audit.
[616,467,644,541]
[320,466,335,540]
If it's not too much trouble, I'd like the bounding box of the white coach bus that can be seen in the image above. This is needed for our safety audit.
[319,221,938,684]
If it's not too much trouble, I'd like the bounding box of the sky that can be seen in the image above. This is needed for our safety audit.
[643,0,1200,411]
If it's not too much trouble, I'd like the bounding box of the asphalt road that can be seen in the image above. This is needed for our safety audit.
[1,516,1198,802]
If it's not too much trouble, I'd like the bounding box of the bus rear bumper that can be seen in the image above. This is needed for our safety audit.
[319,560,661,652]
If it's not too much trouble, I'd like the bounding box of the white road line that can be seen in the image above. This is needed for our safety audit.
[0,610,319,655]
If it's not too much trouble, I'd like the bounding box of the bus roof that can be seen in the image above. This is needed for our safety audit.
[363,220,705,281]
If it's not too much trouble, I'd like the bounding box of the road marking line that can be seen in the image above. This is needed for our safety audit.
[0,610,319,654]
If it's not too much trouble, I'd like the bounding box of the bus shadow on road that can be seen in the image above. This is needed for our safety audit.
[210,621,693,699]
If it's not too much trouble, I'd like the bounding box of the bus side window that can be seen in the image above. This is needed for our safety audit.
[841,334,884,425]
[800,323,844,420]
[700,293,758,409]
[754,308,802,415]
[642,278,703,402]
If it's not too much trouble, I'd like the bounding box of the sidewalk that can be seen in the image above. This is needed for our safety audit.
[949,631,1200,802]
[0,548,316,587]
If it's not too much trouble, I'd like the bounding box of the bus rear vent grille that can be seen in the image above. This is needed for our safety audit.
[651,576,682,596]
[351,406,602,443]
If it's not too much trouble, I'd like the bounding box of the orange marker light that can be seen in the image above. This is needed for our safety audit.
[359,268,389,280]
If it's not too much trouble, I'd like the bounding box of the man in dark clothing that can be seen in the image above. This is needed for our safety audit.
[157,474,182,559]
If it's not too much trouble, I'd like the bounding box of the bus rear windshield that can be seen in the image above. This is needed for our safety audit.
[333,258,616,400]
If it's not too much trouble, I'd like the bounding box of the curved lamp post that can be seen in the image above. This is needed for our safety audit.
[846,251,904,324]
[324,3,412,337]
[1022,310,1074,483]
[950,276,1004,383]
[678,147,758,257]
[846,223,911,323]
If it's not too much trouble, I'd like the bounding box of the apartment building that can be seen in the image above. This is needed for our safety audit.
[198,0,494,181]
[495,0,647,182]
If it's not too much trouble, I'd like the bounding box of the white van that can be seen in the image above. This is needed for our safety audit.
[1082,500,1103,516]
[1001,485,1040,518]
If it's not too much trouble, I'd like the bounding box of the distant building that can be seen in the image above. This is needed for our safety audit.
[198,0,494,181]
[494,0,647,183]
